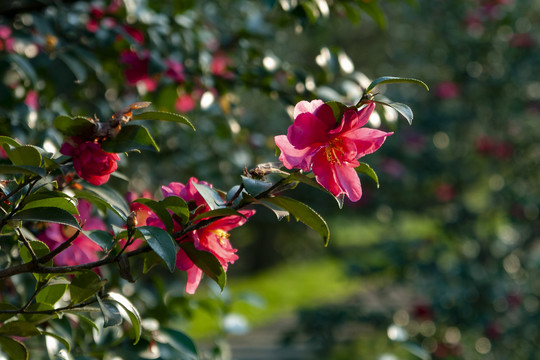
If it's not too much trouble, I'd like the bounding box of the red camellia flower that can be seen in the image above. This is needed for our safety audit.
[275,100,392,202]
[147,178,255,294]
[39,200,105,266]
[60,138,120,186]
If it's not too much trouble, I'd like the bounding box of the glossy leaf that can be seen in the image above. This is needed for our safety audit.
[159,328,198,359]
[58,53,87,82]
[53,115,96,137]
[192,183,225,210]
[376,101,414,125]
[18,241,53,281]
[21,303,56,323]
[180,242,226,291]
[0,164,46,177]
[325,101,349,123]
[84,229,114,251]
[101,124,160,153]
[132,111,195,131]
[97,298,122,328]
[22,197,78,215]
[69,270,107,305]
[287,172,345,208]
[191,208,246,223]
[77,184,130,221]
[8,53,37,85]
[365,76,429,94]
[262,196,330,246]
[107,292,142,344]
[0,136,21,148]
[161,196,190,225]
[241,176,273,196]
[355,162,379,188]
[0,303,18,323]
[42,330,72,354]
[12,207,81,230]
[137,226,176,272]
[0,335,28,360]
[0,321,40,337]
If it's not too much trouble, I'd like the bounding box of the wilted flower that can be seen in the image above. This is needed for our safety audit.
[148,178,255,294]
[275,100,392,202]
[39,200,105,266]
[60,138,120,186]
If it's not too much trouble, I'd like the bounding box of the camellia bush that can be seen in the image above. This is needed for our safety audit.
[0,0,432,358]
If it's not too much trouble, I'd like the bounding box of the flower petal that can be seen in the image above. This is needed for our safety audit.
[343,128,393,157]
[335,164,363,202]
[275,135,319,171]
[311,150,342,197]
[293,99,325,117]
[288,112,331,148]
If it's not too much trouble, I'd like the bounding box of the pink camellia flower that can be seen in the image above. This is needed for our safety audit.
[147,178,255,294]
[39,200,105,266]
[119,50,157,91]
[435,82,459,99]
[60,138,120,186]
[210,52,234,78]
[275,100,392,202]
[0,25,14,53]
[164,59,185,83]
[175,92,196,113]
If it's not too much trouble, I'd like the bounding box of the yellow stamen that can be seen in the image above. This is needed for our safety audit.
[325,138,344,165]
[212,229,230,245]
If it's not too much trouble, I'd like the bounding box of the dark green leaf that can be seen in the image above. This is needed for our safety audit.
[0,164,46,176]
[365,76,429,94]
[132,111,195,131]
[355,162,379,188]
[69,270,106,305]
[76,184,130,221]
[191,208,246,223]
[159,328,198,359]
[259,200,289,220]
[192,183,225,210]
[262,196,330,246]
[357,1,387,28]
[142,251,163,274]
[286,172,344,207]
[97,298,122,328]
[12,207,81,230]
[241,176,273,196]
[0,136,21,148]
[134,198,174,233]
[325,101,349,123]
[0,303,18,323]
[101,124,159,153]
[21,303,56,323]
[18,240,52,282]
[107,292,142,344]
[8,53,37,85]
[42,330,72,354]
[53,115,96,137]
[180,242,226,291]
[161,196,190,225]
[0,321,40,337]
[0,335,28,360]
[137,226,176,273]
[84,230,114,251]
[376,101,414,125]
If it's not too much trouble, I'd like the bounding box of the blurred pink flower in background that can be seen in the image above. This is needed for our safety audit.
[0,25,14,53]
[435,82,459,99]
[120,50,157,91]
[165,59,185,83]
[39,200,106,266]
[210,52,234,78]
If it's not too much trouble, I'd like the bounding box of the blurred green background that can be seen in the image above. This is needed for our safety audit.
[1,0,539,359]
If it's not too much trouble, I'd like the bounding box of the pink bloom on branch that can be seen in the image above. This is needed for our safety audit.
[164,59,185,83]
[39,200,106,266]
[60,138,120,186]
[275,100,392,202]
[148,178,255,294]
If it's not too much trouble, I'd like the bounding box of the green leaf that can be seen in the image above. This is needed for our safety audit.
[76,184,130,221]
[18,240,52,282]
[22,197,78,215]
[69,270,106,305]
[259,200,290,220]
[64,312,100,331]
[84,229,114,251]
[365,76,429,94]
[0,164,45,177]
[42,330,72,354]
[262,196,330,246]
[20,303,56,323]
[191,208,246,223]
[8,53,37,85]
[36,283,68,306]
[0,303,18,323]
[180,242,227,291]
[12,207,81,230]
[355,162,379,188]
[53,115,96,137]
[357,1,387,28]
[241,176,273,197]
[97,298,122,328]
[0,136,21,148]
[159,328,198,359]
[137,226,176,273]
[142,251,163,274]
[6,145,42,167]
[132,111,195,131]
[0,335,28,360]
[286,172,344,208]
[133,198,174,233]
[0,321,40,337]
[107,292,142,345]
[161,196,190,226]
[101,124,160,153]
[192,183,225,210]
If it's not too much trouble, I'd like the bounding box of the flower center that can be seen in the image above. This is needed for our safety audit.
[325,138,344,165]
[212,229,230,245]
